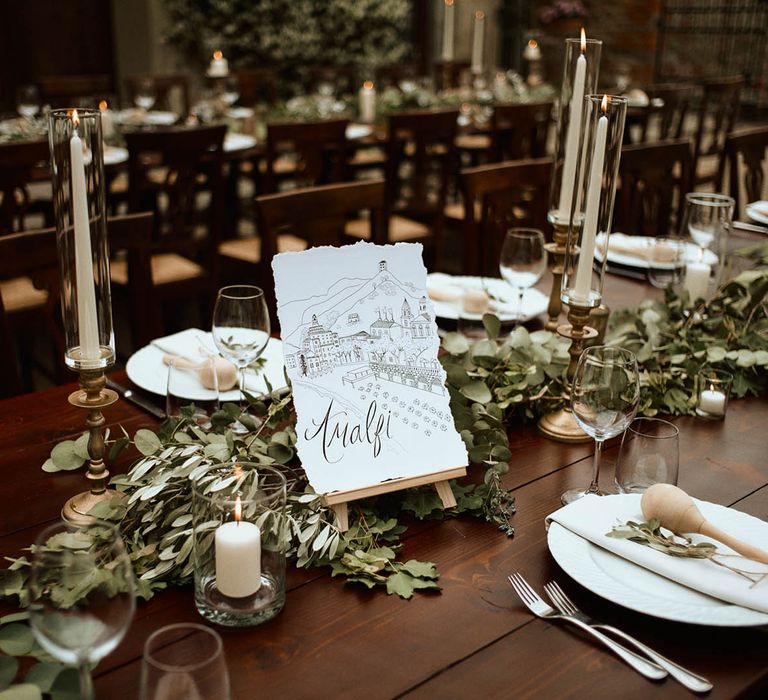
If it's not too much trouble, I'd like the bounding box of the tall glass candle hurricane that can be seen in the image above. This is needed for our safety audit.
[548,32,602,227]
[49,109,114,370]
[561,95,628,308]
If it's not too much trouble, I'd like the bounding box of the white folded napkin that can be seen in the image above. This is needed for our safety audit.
[597,233,677,262]
[150,329,265,393]
[546,494,768,614]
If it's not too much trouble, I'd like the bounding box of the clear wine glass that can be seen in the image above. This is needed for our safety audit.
[27,520,136,700]
[16,84,41,119]
[681,192,733,255]
[221,76,240,108]
[499,228,547,326]
[646,236,686,289]
[212,285,270,431]
[134,79,156,112]
[562,345,640,505]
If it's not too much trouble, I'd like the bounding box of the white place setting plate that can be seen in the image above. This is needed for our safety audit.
[104,146,128,166]
[594,232,718,270]
[224,133,257,152]
[746,200,768,226]
[426,273,549,322]
[116,110,178,126]
[126,331,287,403]
[548,499,768,627]
[346,124,373,140]
[226,106,255,119]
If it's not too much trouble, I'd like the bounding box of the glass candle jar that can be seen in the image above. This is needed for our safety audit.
[696,369,733,419]
[193,464,287,627]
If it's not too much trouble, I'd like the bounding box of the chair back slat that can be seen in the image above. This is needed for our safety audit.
[459,158,552,276]
[491,101,553,161]
[0,140,51,235]
[726,126,768,216]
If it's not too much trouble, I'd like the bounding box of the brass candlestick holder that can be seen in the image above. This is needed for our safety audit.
[544,221,569,331]
[62,369,119,523]
[538,301,596,443]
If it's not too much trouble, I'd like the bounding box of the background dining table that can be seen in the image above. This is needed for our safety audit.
[1,255,767,699]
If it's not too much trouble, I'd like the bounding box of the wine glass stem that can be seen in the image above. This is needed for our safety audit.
[516,288,524,328]
[586,439,604,495]
[78,661,94,700]
[239,365,247,409]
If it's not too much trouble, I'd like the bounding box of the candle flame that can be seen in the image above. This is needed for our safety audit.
[475,10,485,20]
[581,28,586,53]
[601,94,608,113]
[98,100,108,111]
[528,39,538,49]
[444,0,453,6]
[234,494,242,524]
[213,50,223,60]
[363,80,374,90]
[71,109,80,126]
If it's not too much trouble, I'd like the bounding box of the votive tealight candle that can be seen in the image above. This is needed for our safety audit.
[215,495,261,597]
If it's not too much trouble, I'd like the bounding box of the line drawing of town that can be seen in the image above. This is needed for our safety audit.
[273,242,467,494]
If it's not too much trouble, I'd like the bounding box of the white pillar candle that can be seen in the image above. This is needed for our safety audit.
[556,32,587,222]
[684,260,710,302]
[471,11,485,74]
[698,387,726,415]
[573,98,608,301]
[359,81,377,124]
[441,0,455,62]
[208,50,229,78]
[215,496,261,598]
[70,112,100,362]
[98,100,115,140]
[523,39,542,61]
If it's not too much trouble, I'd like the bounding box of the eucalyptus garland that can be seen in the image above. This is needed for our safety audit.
[1,269,767,693]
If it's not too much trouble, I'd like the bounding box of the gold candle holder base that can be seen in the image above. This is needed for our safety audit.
[61,368,120,525]
[538,301,598,443]
[544,222,569,332]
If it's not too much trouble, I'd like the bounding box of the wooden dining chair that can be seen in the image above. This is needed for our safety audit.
[234,68,278,106]
[489,101,554,162]
[725,126,768,217]
[38,74,113,107]
[640,83,695,142]
[458,158,552,276]
[0,213,157,394]
[262,118,350,194]
[0,139,51,235]
[691,75,743,190]
[433,61,471,91]
[122,125,226,325]
[346,109,459,269]
[125,74,190,116]
[255,179,386,324]
[614,139,692,238]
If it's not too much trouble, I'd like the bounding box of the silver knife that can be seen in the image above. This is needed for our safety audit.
[106,378,166,420]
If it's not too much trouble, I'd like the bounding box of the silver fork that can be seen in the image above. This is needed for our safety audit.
[544,581,713,694]
[508,573,666,681]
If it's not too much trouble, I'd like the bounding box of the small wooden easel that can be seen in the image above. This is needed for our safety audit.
[323,466,467,531]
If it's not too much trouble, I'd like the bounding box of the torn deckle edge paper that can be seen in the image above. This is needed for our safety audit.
[273,241,468,494]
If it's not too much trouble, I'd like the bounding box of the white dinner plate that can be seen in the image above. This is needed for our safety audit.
[346,124,373,140]
[224,133,257,152]
[746,201,768,226]
[117,110,178,126]
[104,146,128,166]
[126,333,287,402]
[227,107,255,119]
[426,273,549,322]
[547,501,768,627]
[594,233,718,270]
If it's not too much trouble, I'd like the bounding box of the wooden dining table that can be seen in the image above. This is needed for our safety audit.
[1,249,767,699]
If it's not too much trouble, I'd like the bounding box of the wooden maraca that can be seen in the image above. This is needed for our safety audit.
[162,353,238,391]
[641,484,768,564]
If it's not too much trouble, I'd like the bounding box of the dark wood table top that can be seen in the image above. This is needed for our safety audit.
[1,264,767,699]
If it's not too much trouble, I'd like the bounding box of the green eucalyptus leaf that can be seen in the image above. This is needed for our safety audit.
[0,684,42,700]
[134,429,162,456]
[0,656,18,691]
[50,442,85,471]
[460,381,492,405]
[0,624,34,656]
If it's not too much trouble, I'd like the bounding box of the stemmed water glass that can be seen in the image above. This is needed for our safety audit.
[16,85,41,119]
[499,228,547,326]
[682,192,734,254]
[562,345,640,505]
[134,79,156,112]
[212,285,270,431]
[27,520,136,700]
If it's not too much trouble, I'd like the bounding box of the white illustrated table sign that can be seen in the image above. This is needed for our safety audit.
[273,242,468,529]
